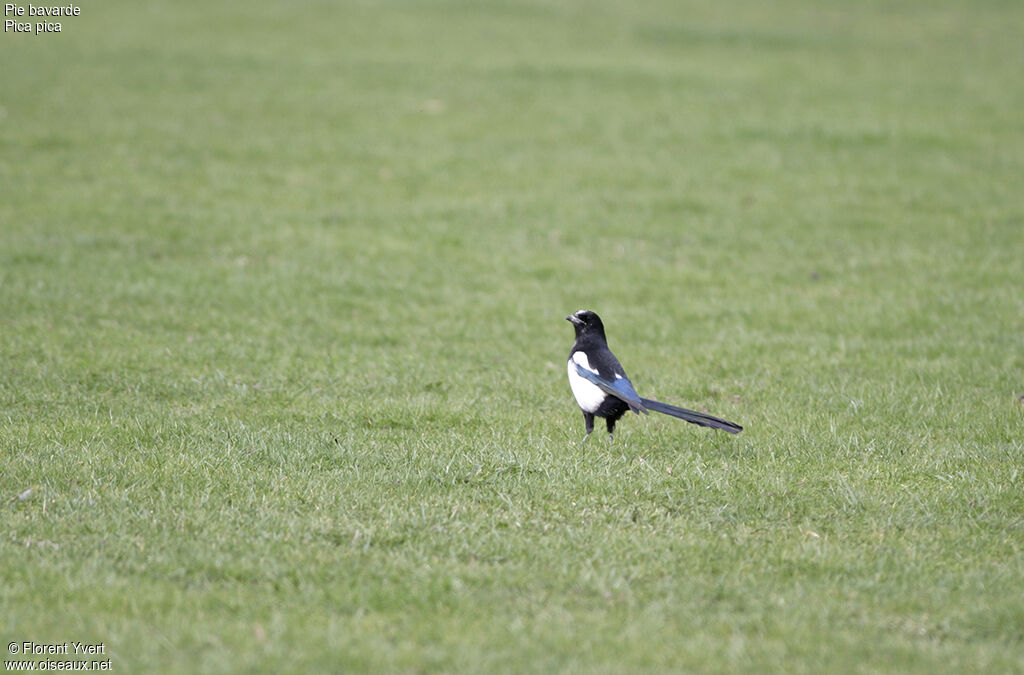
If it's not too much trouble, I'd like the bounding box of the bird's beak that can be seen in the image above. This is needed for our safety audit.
[566,314,582,325]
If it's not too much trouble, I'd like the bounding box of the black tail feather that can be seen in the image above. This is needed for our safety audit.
[639,398,742,434]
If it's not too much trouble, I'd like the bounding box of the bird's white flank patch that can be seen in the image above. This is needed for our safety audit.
[571,351,597,373]
[568,352,605,413]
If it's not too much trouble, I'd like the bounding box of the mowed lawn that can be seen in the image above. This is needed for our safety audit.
[2,0,1023,671]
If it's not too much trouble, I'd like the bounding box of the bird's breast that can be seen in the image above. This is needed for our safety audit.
[567,352,606,413]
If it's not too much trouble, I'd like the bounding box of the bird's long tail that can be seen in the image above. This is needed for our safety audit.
[639,398,742,434]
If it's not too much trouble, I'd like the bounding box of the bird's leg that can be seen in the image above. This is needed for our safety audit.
[581,412,595,444]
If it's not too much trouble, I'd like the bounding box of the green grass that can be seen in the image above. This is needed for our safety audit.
[2,0,1023,671]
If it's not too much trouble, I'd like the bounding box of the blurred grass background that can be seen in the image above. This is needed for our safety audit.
[2,0,1023,671]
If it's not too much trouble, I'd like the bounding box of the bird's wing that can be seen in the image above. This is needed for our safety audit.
[571,361,648,414]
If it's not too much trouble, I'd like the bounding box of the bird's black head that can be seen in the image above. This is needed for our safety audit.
[566,309,606,340]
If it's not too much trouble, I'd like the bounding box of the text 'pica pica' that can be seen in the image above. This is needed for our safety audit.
[566,309,742,442]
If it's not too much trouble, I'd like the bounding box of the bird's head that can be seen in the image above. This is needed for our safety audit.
[566,309,605,338]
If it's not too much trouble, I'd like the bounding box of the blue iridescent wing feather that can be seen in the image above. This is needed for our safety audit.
[572,361,648,414]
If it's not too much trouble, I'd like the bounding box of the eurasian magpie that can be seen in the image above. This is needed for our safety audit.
[566,309,742,441]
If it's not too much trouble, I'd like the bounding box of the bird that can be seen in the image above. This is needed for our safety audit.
[565,309,742,442]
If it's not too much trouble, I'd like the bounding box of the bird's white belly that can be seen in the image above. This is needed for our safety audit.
[567,353,605,413]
